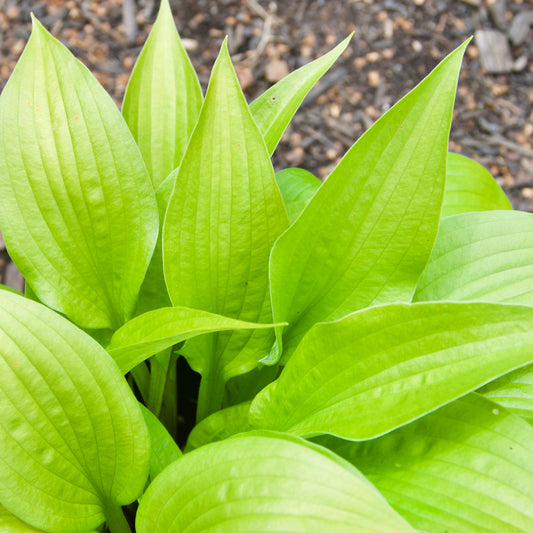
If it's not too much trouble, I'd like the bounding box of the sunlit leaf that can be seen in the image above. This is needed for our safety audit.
[443,152,512,216]
[268,41,468,363]
[163,41,289,419]
[415,210,533,305]
[317,394,533,533]
[123,0,202,188]
[186,401,252,451]
[0,17,158,330]
[479,364,533,425]
[275,167,321,223]
[250,301,533,440]
[250,34,352,154]
[139,404,182,480]
[107,306,283,375]
[0,291,150,532]
[137,432,415,533]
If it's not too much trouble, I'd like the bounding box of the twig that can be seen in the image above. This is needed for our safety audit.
[237,8,274,68]
[122,0,138,45]
[247,0,280,24]
[304,68,348,106]
[481,134,533,158]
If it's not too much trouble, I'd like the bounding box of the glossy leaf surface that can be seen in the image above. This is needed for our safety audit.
[250,301,533,440]
[140,404,182,480]
[0,291,150,532]
[269,41,468,362]
[107,306,282,375]
[163,41,289,417]
[250,35,352,154]
[415,210,533,305]
[318,394,533,533]
[137,432,415,533]
[122,0,202,188]
[0,505,47,533]
[186,401,252,451]
[275,167,321,223]
[0,18,158,330]
[479,364,533,425]
[443,152,512,216]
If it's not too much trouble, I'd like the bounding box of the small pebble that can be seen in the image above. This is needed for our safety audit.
[367,70,381,88]
[411,40,423,53]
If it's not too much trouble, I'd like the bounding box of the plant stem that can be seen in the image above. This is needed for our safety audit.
[103,504,132,533]
[196,367,225,422]
[146,347,179,439]
[148,348,172,417]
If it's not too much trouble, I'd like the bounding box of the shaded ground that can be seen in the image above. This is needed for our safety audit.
[0,0,532,289]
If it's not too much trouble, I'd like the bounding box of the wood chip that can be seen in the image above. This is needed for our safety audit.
[367,70,381,88]
[264,59,289,83]
[5,262,24,293]
[508,11,533,46]
[475,30,514,74]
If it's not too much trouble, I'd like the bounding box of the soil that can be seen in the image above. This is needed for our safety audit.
[0,0,532,289]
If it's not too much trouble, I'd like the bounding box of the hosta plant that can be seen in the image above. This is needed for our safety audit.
[1,1,532,532]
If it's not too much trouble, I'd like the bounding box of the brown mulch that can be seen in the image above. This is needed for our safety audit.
[0,0,532,290]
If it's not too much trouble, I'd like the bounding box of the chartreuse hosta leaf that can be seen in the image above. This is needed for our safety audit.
[123,0,202,188]
[139,404,181,480]
[0,505,48,533]
[268,41,468,363]
[276,152,510,227]
[0,291,150,532]
[122,0,202,315]
[106,306,283,374]
[249,302,533,440]
[144,34,348,314]
[0,505,100,533]
[250,34,352,154]
[154,35,351,213]
[0,17,158,331]
[412,211,533,424]
[137,432,416,533]
[317,394,533,533]
[415,210,533,305]
[443,152,512,216]
[163,41,289,419]
[479,364,533,425]
[186,401,253,451]
[275,167,322,223]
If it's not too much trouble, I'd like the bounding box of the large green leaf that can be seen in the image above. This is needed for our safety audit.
[0,505,100,533]
[0,17,158,331]
[250,35,352,154]
[123,0,202,316]
[186,401,253,451]
[443,152,512,217]
[318,394,533,533]
[268,41,468,363]
[0,291,150,532]
[139,404,182,480]
[479,364,533,425]
[163,41,289,419]
[0,505,46,533]
[414,210,533,305]
[137,432,416,533]
[275,167,321,224]
[122,0,202,188]
[107,306,283,375]
[249,301,533,440]
[134,168,176,316]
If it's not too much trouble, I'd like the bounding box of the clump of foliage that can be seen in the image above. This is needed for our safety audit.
[1,1,532,532]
